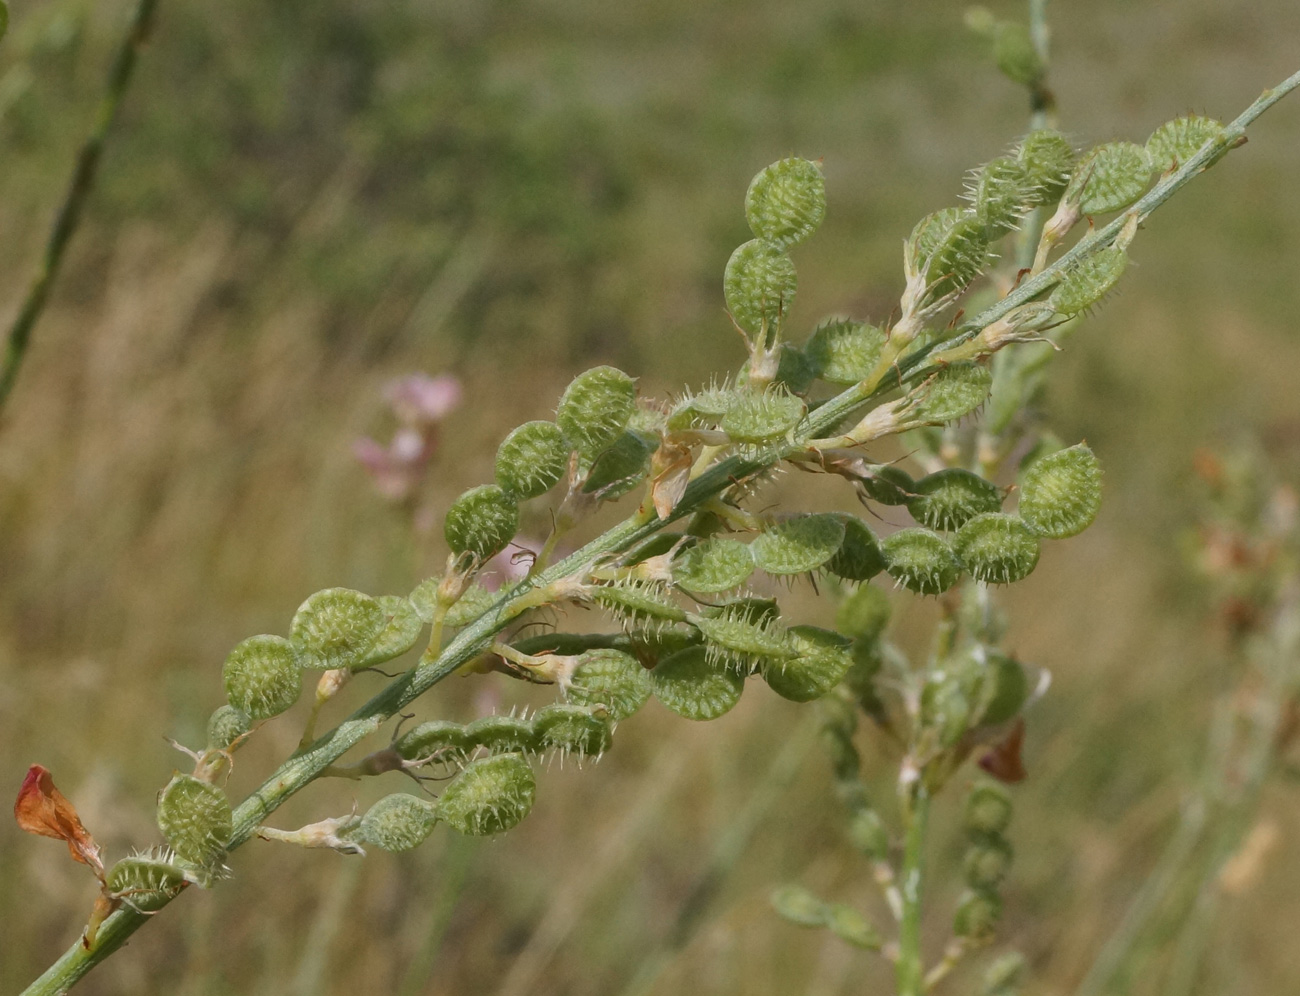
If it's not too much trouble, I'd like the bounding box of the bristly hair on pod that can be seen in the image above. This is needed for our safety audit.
[672,537,756,595]
[565,648,652,721]
[907,468,1003,533]
[649,644,745,720]
[749,513,846,576]
[435,753,537,836]
[803,319,886,386]
[443,484,520,563]
[719,387,807,445]
[290,588,386,672]
[724,238,798,346]
[589,579,689,631]
[744,157,827,249]
[1017,443,1102,538]
[881,527,964,595]
[533,703,613,762]
[690,600,793,674]
[1145,115,1225,173]
[1049,246,1128,317]
[106,848,190,912]
[556,365,638,459]
[953,513,1041,585]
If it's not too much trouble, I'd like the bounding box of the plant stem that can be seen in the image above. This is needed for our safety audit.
[0,0,160,416]
[895,787,930,996]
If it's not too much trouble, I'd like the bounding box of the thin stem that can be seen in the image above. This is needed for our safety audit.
[0,0,160,415]
[895,788,931,996]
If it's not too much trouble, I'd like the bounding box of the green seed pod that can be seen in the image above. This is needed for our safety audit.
[804,319,887,385]
[222,635,300,720]
[750,513,846,576]
[359,793,438,853]
[591,580,688,626]
[976,652,1029,726]
[464,714,540,756]
[909,208,988,298]
[567,649,652,721]
[444,484,519,562]
[982,952,1026,995]
[881,528,963,595]
[582,429,655,498]
[770,884,829,928]
[911,361,993,424]
[106,849,188,912]
[556,365,638,459]
[692,603,792,672]
[770,343,819,394]
[954,888,1002,940]
[724,238,798,341]
[1066,141,1152,216]
[964,834,1014,889]
[1016,129,1074,206]
[157,774,232,872]
[825,903,883,950]
[764,625,852,702]
[923,674,974,748]
[359,595,425,667]
[533,703,613,757]
[206,704,251,751]
[290,588,385,671]
[745,157,826,248]
[847,807,889,860]
[1146,115,1224,172]
[968,157,1032,241]
[953,513,1040,585]
[1018,443,1101,538]
[443,582,499,628]
[395,719,473,765]
[908,468,1002,532]
[672,537,756,594]
[965,781,1014,836]
[993,21,1042,86]
[861,464,915,506]
[666,384,736,431]
[827,515,886,582]
[719,387,806,445]
[1049,246,1128,317]
[436,753,537,836]
[496,420,570,499]
[835,583,891,643]
[650,644,745,720]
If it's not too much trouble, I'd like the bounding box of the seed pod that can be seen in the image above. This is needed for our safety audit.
[910,362,993,424]
[464,714,540,756]
[719,387,806,444]
[1018,443,1102,538]
[556,365,638,459]
[847,807,889,860]
[442,582,499,627]
[222,634,300,720]
[835,583,891,643]
[1049,246,1127,316]
[667,384,737,431]
[291,588,385,671]
[827,515,886,582]
[1016,129,1074,206]
[993,21,1042,86]
[106,849,188,912]
[843,639,892,720]
[908,468,1002,532]
[496,420,570,499]
[533,704,613,757]
[1146,115,1225,172]
[359,793,438,853]
[750,513,846,576]
[157,774,232,872]
[1065,141,1152,215]
[953,513,1040,585]
[861,464,915,506]
[672,537,755,594]
[965,781,1014,836]
[923,674,974,747]
[909,208,988,298]
[591,580,688,626]
[360,595,425,667]
[582,429,655,498]
[567,649,652,721]
[692,602,792,672]
[825,903,883,950]
[436,753,537,836]
[982,952,1026,994]
[968,157,1032,241]
[770,884,829,928]
[650,644,745,720]
[724,238,798,341]
[770,343,819,394]
[444,484,519,562]
[976,652,1029,726]
[764,625,852,702]
[804,319,887,385]
[964,834,1014,889]
[745,157,826,248]
[206,704,250,751]
[882,528,963,595]
[395,720,473,765]
[954,888,1002,940]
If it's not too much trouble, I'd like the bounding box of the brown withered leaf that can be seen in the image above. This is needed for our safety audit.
[14,764,105,879]
[978,718,1027,784]
[650,440,693,520]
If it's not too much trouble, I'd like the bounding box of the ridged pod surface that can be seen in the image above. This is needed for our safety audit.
[106,850,188,911]
[826,515,886,582]
[744,157,826,248]
[360,595,425,667]
[496,420,570,499]
[582,429,655,498]
[911,362,993,425]
[672,537,755,594]
[443,582,499,628]
[804,319,886,385]
[666,384,735,431]
[968,156,1032,241]
[1016,129,1074,206]
[444,484,519,562]
[650,645,745,720]
[1018,443,1101,538]
[591,581,688,626]
[965,781,1013,835]
[953,513,1041,585]
[533,704,613,757]
[763,625,853,702]
[835,583,891,643]
[1049,246,1127,316]
[693,602,791,672]
[908,468,1002,532]
[223,635,301,720]
[567,649,652,721]
[205,704,250,751]
[1066,142,1152,215]
[157,774,232,872]
[435,753,537,836]
[290,588,385,671]
[1146,115,1224,172]
[909,208,988,298]
[556,366,637,459]
[750,513,845,575]
[881,528,962,595]
[719,388,806,444]
[359,793,438,852]
[464,714,539,756]
[395,720,474,765]
[724,239,797,341]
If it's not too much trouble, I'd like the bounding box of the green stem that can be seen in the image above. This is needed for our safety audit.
[0,0,160,415]
[896,787,930,996]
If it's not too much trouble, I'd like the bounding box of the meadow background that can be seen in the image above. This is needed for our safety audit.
[2,0,1299,993]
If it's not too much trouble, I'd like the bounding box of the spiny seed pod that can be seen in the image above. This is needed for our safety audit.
[444,484,519,562]
[1065,141,1152,216]
[206,704,250,751]
[359,793,438,853]
[672,537,756,594]
[835,583,891,643]
[954,888,1002,940]
[719,387,806,444]
[909,208,988,298]
[750,513,846,576]
[442,582,499,627]
[666,383,735,431]
[965,781,1014,836]
[847,807,889,860]
[763,625,852,702]
[724,238,798,341]
[157,774,232,872]
[496,420,570,499]
[911,361,993,424]
[953,513,1040,585]
[982,952,1026,995]
[908,468,1002,532]
[650,644,745,720]
[106,849,188,912]
[533,704,613,757]
[435,753,536,836]
[361,595,425,667]
[395,720,473,765]
[977,652,1028,726]
[567,649,652,721]
[804,319,887,385]
[745,157,826,248]
[770,884,828,928]
[967,156,1032,241]
[825,903,882,950]
[692,603,792,672]
[291,588,385,671]
[1049,246,1128,316]
[591,580,688,627]
[1146,115,1225,172]
[1016,129,1074,206]
[964,834,1014,889]
[464,714,539,756]
[582,429,655,498]
[827,515,886,582]
[223,635,301,720]
[882,528,963,595]
[1018,443,1102,538]
[861,465,915,506]
[556,365,638,459]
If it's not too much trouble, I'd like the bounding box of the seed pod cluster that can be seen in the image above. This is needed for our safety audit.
[955,778,1015,942]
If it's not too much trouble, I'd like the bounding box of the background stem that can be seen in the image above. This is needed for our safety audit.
[895,789,930,996]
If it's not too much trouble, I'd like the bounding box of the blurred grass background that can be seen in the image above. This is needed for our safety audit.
[2,0,1299,993]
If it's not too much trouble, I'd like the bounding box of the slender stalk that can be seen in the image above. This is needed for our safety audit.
[895,788,930,996]
[0,0,160,415]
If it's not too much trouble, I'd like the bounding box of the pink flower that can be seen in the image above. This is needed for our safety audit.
[355,373,462,502]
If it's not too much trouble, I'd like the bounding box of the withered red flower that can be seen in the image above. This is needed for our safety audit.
[14,764,105,879]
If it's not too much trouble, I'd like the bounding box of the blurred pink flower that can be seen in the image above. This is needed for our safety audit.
[385,374,462,426]
[355,373,462,502]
